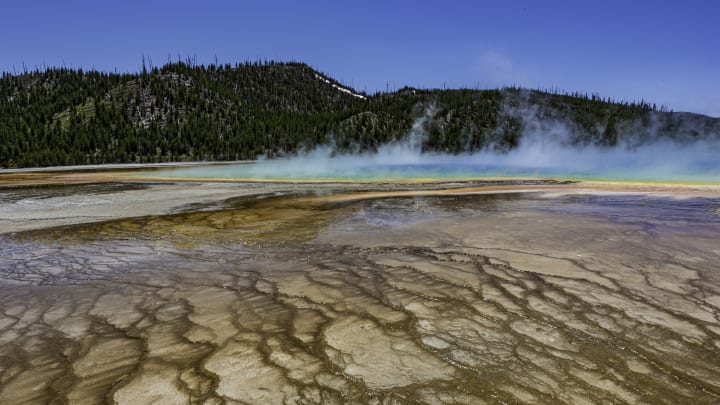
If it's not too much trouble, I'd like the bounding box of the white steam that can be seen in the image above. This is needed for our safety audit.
[241,103,720,182]
[475,103,720,181]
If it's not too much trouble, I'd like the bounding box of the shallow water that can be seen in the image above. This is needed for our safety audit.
[1,185,720,404]
[137,160,720,183]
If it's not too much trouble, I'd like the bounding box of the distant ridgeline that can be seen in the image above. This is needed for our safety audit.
[1,61,718,168]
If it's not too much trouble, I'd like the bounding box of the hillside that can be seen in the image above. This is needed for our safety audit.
[1,61,718,168]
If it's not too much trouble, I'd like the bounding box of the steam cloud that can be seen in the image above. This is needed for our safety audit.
[241,103,720,182]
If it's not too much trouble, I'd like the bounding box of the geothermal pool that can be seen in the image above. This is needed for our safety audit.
[1,171,720,404]
[118,135,720,184]
[134,159,720,183]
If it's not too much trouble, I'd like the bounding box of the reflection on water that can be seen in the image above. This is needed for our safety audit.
[2,188,720,403]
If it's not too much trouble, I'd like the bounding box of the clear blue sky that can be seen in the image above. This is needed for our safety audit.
[2,0,718,116]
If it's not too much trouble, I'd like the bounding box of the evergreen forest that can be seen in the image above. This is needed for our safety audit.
[1,60,718,168]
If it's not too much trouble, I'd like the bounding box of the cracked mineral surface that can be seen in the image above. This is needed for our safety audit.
[1,179,720,404]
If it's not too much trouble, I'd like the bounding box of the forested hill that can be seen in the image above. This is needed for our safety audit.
[1,61,719,168]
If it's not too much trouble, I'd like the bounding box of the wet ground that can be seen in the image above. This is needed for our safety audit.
[1,182,720,404]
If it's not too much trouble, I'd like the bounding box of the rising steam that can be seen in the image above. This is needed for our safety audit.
[159,103,720,182]
[244,102,720,182]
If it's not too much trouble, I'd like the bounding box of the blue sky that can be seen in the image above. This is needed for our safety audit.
[2,0,718,116]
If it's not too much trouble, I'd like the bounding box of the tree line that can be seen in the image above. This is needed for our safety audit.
[1,61,715,168]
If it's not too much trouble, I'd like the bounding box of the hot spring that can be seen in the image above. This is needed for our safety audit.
[132,146,720,183]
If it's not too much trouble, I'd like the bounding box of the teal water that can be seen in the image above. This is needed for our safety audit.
[135,160,720,183]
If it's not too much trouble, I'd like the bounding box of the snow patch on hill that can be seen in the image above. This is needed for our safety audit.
[314,74,366,99]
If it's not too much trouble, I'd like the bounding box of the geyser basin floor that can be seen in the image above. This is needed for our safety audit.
[1,180,720,404]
